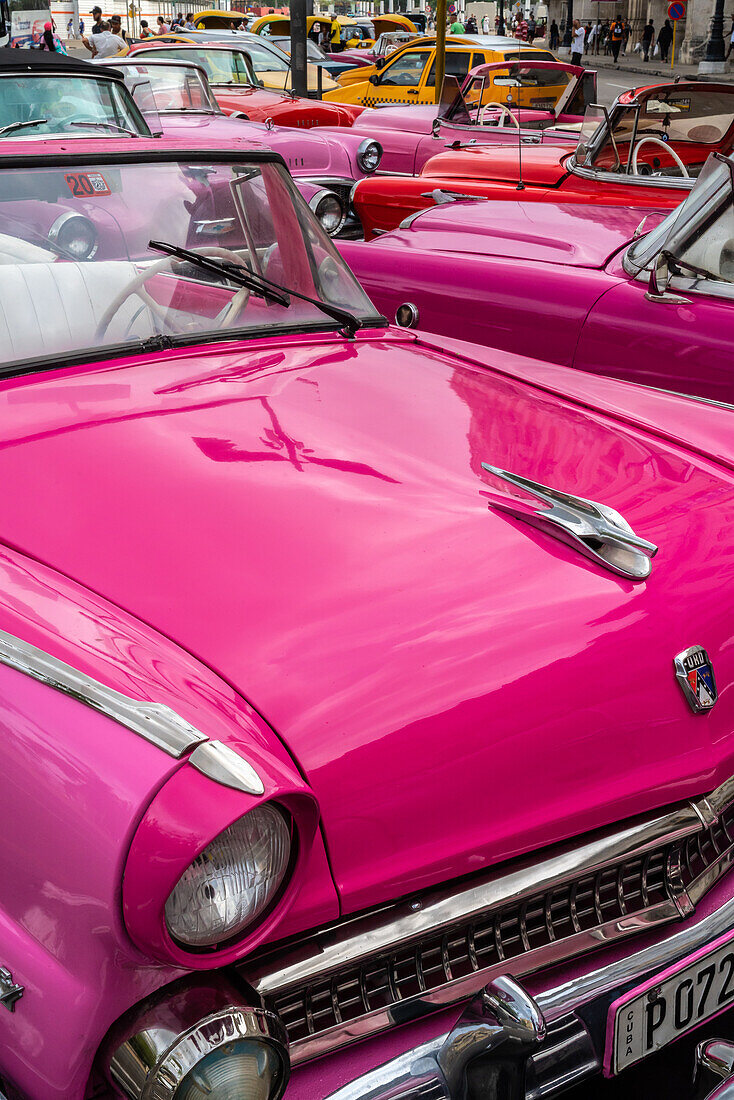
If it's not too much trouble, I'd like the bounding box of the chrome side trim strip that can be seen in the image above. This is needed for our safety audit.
[248,804,699,1002]
[189,740,264,795]
[0,628,207,758]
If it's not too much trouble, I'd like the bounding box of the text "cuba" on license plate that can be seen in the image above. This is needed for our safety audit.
[605,929,734,1076]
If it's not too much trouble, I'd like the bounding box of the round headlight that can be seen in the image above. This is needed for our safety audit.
[165,805,291,949]
[309,190,345,237]
[177,1039,286,1100]
[357,138,382,173]
[48,212,98,260]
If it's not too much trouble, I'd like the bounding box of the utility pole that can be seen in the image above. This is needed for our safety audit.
[434,0,446,103]
[704,0,726,62]
[290,0,309,98]
[562,0,573,45]
[497,0,505,33]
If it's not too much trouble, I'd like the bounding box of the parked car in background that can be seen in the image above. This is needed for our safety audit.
[6,137,734,1100]
[339,28,421,68]
[352,80,734,236]
[126,43,364,126]
[327,34,561,104]
[129,29,340,96]
[344,59,595,174]
[100,57,382,236]
[342,154,734,403]
[269,35,355,80]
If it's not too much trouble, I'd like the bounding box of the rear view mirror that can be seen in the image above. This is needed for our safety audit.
[493,77,521,87]
[646,251,689,303]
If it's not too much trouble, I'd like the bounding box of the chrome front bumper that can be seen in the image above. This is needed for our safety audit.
[321,890,734,1099]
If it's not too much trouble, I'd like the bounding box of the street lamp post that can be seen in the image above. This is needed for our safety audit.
[704,0,727,62]
[497,0,505,34]
[562,0,573,45]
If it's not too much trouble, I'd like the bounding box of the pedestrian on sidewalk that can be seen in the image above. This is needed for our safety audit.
[549,18,559,48]
[570,18,584,63]
[657,17,673,61]
[642,18,655,60]
[623,19,631,51]
[608,15,624,62]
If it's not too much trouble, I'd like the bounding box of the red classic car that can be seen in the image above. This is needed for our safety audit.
[343,59,597,174]
[127,41,365,127]
[352,80,734,238]
[6,139,734,1100]
[340,152,734,403]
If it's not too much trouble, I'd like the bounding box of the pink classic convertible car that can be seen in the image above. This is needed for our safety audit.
[340,151,734,404]
[5,142,734,1100]
[341,59,596,175]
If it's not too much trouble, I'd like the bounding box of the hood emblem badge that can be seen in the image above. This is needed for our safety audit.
[481,464,658,581]
[674,646,718,713]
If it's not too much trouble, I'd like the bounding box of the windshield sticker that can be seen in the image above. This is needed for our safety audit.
[646,97,691,114]
[64,172,111,198]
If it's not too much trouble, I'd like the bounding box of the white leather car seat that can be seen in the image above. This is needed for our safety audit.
[0,260,159,362]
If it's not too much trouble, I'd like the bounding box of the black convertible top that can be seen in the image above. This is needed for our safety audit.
[0,48,123,79]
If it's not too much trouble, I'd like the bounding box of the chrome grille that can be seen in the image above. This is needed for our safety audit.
[246,775,734,1066]
[268,850,670,1045]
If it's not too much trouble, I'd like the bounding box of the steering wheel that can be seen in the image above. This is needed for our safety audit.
[94,245,251,343]
[479,101,520,129]
[631,136,689,178]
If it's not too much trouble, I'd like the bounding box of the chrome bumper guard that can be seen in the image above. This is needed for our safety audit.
[325,891,734,1099]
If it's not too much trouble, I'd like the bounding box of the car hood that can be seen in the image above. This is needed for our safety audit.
[3,331,734,914]
[159,113,346,173]
[353,104,438,133]
[388,200,665,267]
[422,142,572,184]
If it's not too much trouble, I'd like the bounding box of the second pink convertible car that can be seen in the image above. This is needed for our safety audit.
[339,58,596,174]
[339,151,734,404]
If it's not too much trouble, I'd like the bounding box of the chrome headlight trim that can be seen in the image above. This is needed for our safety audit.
[356,137,382,173]
[47,211,98,260]
[109,1005,290,1100]
[308,189,346,237]
[395,302,419,329]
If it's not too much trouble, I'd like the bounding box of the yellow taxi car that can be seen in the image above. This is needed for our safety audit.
[325,35,562,107]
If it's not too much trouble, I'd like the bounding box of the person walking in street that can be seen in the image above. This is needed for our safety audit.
[570,18,584,63]
[465,13,478,33]
[587,19,599,52]
[110,15,129,44]
[657,17,673,60]
[66,17,73,36]
[642,18,655,59]
[609,15,624,63]
[623,18,632,51]
[78,17,84,34]
[549,18,559,47]
[83,19,125,57]
[450,15,465,31]
[139,19,154,37]
[156,15,170,33]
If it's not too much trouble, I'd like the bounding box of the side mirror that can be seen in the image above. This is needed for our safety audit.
[369,73,380,84]
[646,251,689,304]
[432,117,440,136]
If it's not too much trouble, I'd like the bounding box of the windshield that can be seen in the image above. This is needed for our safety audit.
[0,157,381,369]
[627,154,733,272]
[0,74,148,139]
[117,63,218,114]
[583,87,734,178]
[140,47,259,84]
[457,64,574,118]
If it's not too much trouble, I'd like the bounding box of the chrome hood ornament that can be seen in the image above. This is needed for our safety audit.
[674,646,718,713]
[481,464,658,581]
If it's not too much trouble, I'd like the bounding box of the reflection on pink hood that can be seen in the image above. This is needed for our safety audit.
[379,199,666,268]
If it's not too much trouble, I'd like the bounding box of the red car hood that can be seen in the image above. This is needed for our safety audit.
[387,199,665,268]
[422,142,572,184]
[3,331,734,914]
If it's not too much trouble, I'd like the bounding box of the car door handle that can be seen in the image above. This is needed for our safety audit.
[407,89,419,95]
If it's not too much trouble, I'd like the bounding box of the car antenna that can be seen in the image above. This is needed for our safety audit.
[509,90,524,191]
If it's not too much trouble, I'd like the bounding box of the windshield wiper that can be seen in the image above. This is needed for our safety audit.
[149,240,362,337]
[663,249,727,284]
[68,120,139,136]
[0,118,47,137]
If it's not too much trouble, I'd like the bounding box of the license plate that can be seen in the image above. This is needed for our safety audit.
[605,928,734,1075]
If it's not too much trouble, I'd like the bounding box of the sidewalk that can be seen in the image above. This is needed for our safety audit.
[578,47,734,81]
